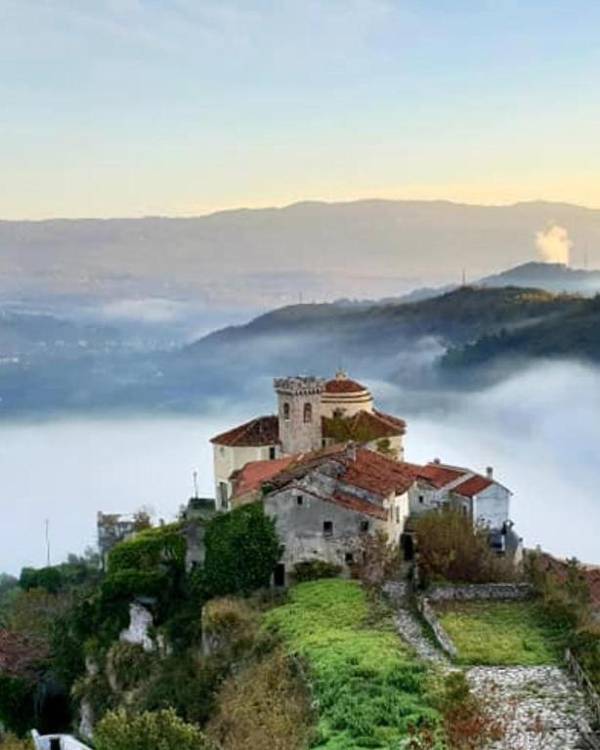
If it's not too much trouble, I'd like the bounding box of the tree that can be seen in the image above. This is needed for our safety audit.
[94,708,212,750]
[204,502,280,596]
[414,509,514,584]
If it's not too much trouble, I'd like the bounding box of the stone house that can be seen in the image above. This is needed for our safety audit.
[231,443,416,585]
[407,459,521,558]
[210,371,406,510]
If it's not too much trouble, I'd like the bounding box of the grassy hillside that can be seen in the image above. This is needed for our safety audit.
[263,579,441,749]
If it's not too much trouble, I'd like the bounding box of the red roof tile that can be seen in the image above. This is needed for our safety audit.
[211,415,279,447]
[331,490,388,520]
[417,463,465,488]
[267,444,417,501]
[325,377,368,394]
[453,475,494,498]
[232,456,295,499]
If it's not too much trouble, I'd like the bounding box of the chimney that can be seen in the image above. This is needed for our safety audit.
[486,466,494,479]
[433,457,441,465]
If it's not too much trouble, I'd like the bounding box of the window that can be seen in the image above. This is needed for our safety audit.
[296,495,304,506]
[218,482,229,509]
[269,446,276,460]
[283,402,290,420]
[419,495,425,504]
[345,552,354,564]
[323,521,333,536]
[303,402,312,423]
[360,520,369,533]
[395,505,400,523]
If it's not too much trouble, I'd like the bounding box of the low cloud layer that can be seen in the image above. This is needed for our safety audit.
[535,224,572,265]
[1,360,599,574]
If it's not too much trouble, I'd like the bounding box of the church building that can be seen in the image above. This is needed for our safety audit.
[210,371,406,509]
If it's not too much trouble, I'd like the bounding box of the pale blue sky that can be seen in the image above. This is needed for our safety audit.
[2,0,599,218]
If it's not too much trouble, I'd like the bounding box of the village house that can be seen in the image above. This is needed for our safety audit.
[208,372,521,583]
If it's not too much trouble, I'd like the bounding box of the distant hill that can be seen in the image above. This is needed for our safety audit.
[2,200,600,308]
[1,283,598,414]
[478,261,600,295]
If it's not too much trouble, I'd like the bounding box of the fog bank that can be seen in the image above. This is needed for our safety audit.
[1,361,598,574]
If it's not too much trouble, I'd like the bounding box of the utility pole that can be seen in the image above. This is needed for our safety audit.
[192,471,199,499]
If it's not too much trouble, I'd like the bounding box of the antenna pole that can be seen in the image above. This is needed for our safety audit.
[193,471,199,499]
[45,519,51,567]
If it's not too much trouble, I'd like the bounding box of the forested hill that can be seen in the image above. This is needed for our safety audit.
[187,285,578,357]
[176,286,585,394]
[443,294,600,372]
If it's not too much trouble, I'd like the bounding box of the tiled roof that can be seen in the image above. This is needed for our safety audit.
[231,456,295,499]
[266,444,417,501]
[453,475,494,498]
[324,377,368,394]
[330,490,388,520]
[211,415,279,447]
[416,463,465,488]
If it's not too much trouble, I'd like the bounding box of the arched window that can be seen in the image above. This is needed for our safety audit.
[283,402,290,420]
[303,402,312,423]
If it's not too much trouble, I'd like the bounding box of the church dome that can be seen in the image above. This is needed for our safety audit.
[324,371,368,394]
[321,371,374,417]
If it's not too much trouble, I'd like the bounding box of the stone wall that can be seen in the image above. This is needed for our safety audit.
[417,598,457,658]
[426,582,534,602]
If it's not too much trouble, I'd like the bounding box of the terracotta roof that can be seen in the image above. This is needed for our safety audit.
[322,410,406,441]
[0,629,48,678]
[330,490,388,520]
[231,456,295,499]
[453,475,494,498]
[416,463,465,488]
[211,415,279,447]
[266,444,417,501]
[341,448,417,496]
[325,377,368,394]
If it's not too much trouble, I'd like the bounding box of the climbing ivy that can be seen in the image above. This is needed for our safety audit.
[204,503,280,596]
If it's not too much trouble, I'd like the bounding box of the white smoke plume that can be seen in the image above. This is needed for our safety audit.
[535,224,572,265]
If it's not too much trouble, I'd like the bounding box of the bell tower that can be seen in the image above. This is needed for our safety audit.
[274,376,326,456]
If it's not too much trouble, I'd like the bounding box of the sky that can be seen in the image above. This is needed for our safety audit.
[2,0,600,219]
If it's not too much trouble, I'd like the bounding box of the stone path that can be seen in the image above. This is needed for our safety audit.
[467,666,595,750]
[387,584,597,749]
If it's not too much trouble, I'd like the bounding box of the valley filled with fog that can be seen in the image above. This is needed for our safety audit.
[1,360,598,575]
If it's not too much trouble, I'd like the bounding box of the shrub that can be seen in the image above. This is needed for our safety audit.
[0,734,33,750]
[106,642,155,692]
[293,560,341,582]
[207,648,314,750]
[94,708,212,750]
[107,525,185,575]
[204,502,280,596]
[0,675,35,737]
[414,509,515,584]
[137,653,228,726]
[354,529,402,589]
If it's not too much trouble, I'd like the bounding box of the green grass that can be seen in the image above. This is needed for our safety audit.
[434,600,568,666]
[263,579,442,750]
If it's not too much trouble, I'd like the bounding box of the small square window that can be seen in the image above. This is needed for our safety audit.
[345,552,354,564]
[323,521,333,536]
[296,495,304,506]
[360,520,369,533]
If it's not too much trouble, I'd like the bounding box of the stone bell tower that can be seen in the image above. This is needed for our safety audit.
[274,376,326,456]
